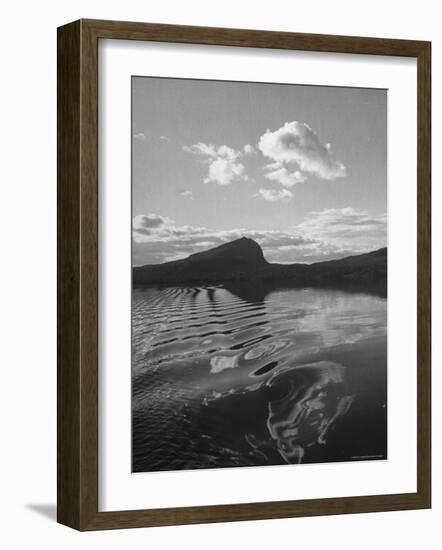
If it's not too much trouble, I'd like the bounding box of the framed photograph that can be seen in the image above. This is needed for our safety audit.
[57,19,431,530]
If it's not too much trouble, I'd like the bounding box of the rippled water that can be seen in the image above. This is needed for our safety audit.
[132,285,387,472]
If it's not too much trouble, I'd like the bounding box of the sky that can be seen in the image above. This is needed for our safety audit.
[132,76,387,266]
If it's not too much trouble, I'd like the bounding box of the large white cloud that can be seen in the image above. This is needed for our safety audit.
[183,142,248,185]
[258,121,346,181]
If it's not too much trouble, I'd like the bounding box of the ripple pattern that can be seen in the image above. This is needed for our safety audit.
[132,285,387,472]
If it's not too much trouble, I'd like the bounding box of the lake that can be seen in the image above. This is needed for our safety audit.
[132,285,387,472]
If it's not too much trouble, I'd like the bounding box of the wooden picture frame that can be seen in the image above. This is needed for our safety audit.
[57,18,431,531]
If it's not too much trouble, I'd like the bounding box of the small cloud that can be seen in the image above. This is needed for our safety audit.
[183,143,217,157]
[133,132,146,141]
[183,142,248,185]
[159,135,170,141]
[204,156,247,185]
[132,213,206,245]
[265,162,282,170]
[133,213,172,237]
[258,188,293,201]
[243,144,257,155]
[264,166,306,188]
[258,121,346,181]
[179,190,194,199]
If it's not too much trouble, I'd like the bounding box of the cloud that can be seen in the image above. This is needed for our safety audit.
[132,213,174,236]
[179,190,194,199]
[258,121,346,181]
[298,207,386,236]
[182,143,216,157]
[243,144,257,155]
[159,135,170,141]
[182,142,248,185]
[133,132,146,141]
[297,207,387,251]
[258,188,293,201]
[133,214,208,245]
[132,208,386,266]
[264,165,306,188]
[205,156,247,185]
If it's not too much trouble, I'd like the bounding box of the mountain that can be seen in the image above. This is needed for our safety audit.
[133,237,267,285]
[133,237,387,295]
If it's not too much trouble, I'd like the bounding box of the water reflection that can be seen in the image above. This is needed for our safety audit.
[265,361,354,464]
[132,285,387,472]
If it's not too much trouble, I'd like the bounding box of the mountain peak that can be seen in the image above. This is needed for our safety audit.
[186,237,267,265]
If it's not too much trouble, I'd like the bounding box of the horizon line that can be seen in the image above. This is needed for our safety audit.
[133,237,387,269]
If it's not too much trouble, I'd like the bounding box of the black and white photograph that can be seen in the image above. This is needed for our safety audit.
[131,76,388,473]
[0,0,436,541]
